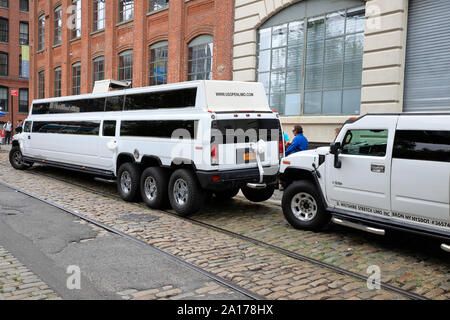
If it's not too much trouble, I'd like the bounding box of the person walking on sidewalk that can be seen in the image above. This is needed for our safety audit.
[4,120,12,145]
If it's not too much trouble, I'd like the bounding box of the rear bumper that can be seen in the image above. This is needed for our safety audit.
[197,166,279,191]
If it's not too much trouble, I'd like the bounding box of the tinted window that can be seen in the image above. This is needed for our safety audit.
[124,89,197,111]
[103,120,116,137]
[32,99,105,114]
[24,121,31,132]
[32,121,100,135]
[105,95,124,112]
[341,129,388,157]
[393,130,450,163]
[211,119,281,144]
[121,120,197,139]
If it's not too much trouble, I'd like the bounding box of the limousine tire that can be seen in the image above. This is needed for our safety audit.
[214,188,240,201]
[140,167,169,209]
[168,169,204,216]
[117,163,141,202]
[9,147,30,170]
[241,184,275,203]
[282,181,330,231]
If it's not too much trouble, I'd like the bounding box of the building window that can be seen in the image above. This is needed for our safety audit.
[54,6,62,45]
[0,87,7,112]
[149,41,168,86]
[149,0,169,12]
[71,0,82,39]
[0,52,7,76]
[257,4,365,116]
[118,50,133,82]
[72,62,81,95]
[93,0,106,31]
[19,22,29,45]
[119,0,134,23]
[19,89,29,114]
[0,1,7,9]
[38,15,45,51]
[188,35,213,81]
[0,18,8,43]
[54,67,62,97]
[19,54,23,77]
[38,71,45,99]
[20,0,29,12]
[93,56,105,84]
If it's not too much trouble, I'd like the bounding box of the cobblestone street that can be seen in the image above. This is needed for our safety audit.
[0,151,449,300]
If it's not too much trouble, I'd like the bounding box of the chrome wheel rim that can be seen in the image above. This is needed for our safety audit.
[173,178,188,206]
[13,151,23,165]
[291,192,318,221]
[120,171,132,194]
[144,176,157,201]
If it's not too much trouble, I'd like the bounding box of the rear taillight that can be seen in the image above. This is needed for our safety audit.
[211,144,219,165]
[279,139,284,158]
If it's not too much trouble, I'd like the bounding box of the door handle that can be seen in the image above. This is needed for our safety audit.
[371,164,385,173]
[28,135,31,140]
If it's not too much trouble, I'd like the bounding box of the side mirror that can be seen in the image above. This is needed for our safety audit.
[329,142,342,169]
[15,127,22,134]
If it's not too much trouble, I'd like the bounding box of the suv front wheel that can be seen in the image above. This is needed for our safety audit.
[9,146,31,170]
[282,181,330,231]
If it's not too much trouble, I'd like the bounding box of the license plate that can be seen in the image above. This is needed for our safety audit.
[236,148,264,164]
[244,152,256,161]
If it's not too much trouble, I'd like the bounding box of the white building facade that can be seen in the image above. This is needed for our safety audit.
[232,0,450,143]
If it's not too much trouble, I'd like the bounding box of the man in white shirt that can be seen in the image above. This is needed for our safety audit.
[4,120,12,145]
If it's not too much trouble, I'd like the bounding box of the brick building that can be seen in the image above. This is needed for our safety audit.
[30,0,234,100]
[0,0,30,126]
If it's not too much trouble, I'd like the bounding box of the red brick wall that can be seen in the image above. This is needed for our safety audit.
[0,1,29,125]
[30,0,235,102]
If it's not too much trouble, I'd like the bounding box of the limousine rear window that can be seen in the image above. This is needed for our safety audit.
[31,88,198,114]
[120,120,197,139]
[32,121,100,136]
[211,119,281,144]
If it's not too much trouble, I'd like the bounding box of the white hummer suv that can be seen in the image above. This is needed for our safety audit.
[280,113,450,252]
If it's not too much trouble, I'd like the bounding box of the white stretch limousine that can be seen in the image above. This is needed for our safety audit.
[10,80,284,215]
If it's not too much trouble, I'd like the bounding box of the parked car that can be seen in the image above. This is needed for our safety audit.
[280,113,450,252]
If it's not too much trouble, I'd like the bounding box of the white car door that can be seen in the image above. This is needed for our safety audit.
[391,116,450,224]
[98,120,117,171]
[326,117,398,215]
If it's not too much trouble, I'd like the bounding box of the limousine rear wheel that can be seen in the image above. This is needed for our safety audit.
[140,167,169,209]
[117,163,141,202]
[168,169,204,216]
[282,181,330,231]
[9,147,30,170]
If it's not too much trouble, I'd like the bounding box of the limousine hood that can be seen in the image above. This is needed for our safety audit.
[204,81,271,113]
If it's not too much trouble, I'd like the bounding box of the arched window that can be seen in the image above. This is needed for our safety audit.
[54,6,62,45]
[188,35,213,80]
[93,56,105,85]
[119,0,134,22]
[38,71,45,99]
[0,86,8,112]
[257,1,365,116]
[149,41,168,86]
[0,52,8,76]
[118,50,133,82]
[38,15,45,51]
[0,18,8,43]
[54,67,62,97]
[93,0,106,31]
[72,62,81,95]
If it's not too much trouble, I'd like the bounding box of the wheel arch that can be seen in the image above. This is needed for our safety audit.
[116,153,135,175]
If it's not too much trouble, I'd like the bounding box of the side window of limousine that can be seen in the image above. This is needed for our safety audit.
[103,121,116,137]
[393,130,450,163]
